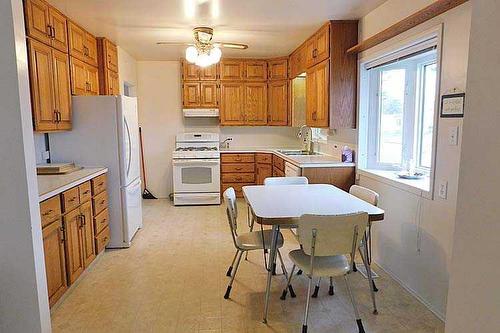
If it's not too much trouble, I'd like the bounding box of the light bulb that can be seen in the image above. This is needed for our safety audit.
[208,47,222,64]
[195,53,211,67]
[185,46,198,63]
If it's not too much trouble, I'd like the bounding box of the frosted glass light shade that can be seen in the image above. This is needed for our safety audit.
[209,47,222,63]
[185,46,198,63]
[195,53,211,67]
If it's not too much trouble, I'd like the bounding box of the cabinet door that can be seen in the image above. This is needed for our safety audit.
[70,57,88,95]
[28,39,57,131]
[87,65,100,95]
[107,70,120,95]
[244,60,267,81]
[80,202,96,268]
[200,82,218,108]
[182,61,200,81]
[220,82,245,125]
[244,82,267,125]
[268,59,288,81]
[220,60,244,80]
[25,0,51,46]
[200,64,218,80]
[42,219,68,307]
[52,49,72,130]
[290,45,307,79]
[306,60,329,128]
[63,208,84,284]
[256,163,272,185]
[68,21,86,62]
[49,8,68,52]
[315,24,330,64]
[268,80,288,126]
[105,39,118,72]
[305,38,316,68]
[85,33,98,67]
[182,83,201,108]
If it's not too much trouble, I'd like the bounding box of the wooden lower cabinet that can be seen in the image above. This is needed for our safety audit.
[302,167,355,192]
[256,163,272,185]
[64,207,85,284]
[80,201,96,267]
[220,153,256,198]
[42,218,68,307]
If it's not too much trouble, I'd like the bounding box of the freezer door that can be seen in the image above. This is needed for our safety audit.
[118,96,141,186]
[121,178,143,244]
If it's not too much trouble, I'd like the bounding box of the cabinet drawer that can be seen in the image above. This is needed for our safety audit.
[273,155,285,171]
[95,226,110,254]
[221,163,255,173]
[94,208,109,235]
[40,196,62,228]
[256,153,272,164]
[91,174,107,195]
[79,181,92,203]
[93,190,108,215]
[62,187,80,213]
[222,173,255,183]
[221,182,254,198]
[221,153,255,163]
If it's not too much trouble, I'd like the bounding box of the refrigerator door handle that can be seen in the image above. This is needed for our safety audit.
[124,117,132,178]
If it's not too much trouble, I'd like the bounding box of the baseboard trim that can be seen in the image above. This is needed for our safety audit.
[373,260,446,321]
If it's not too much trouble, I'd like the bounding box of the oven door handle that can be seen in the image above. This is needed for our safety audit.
[173,159,220,166]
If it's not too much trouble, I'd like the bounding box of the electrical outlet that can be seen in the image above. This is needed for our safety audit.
[438,181,448,199]
[449,126,459,146]
[42,150,50,161]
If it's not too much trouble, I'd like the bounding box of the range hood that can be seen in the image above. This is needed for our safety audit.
[183,108,219,117]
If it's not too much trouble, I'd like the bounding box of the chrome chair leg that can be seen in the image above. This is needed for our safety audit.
[344,275,365,333]
[359,242,378,314]
[311,277,321,298]
[302,275,314,333]
[280,261,297,300]
[224,250,243,299]
[329,277,335,295]
[226,250,240,277]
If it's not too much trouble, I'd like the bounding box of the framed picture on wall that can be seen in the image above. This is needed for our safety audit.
[441,93,465,118]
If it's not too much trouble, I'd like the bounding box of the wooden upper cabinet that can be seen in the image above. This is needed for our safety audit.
[103,39,118,72]
[68,21,98,66]
[200,82,218,108]
[306,60,329,128]
[70,57,99,96]
[182,82,201,108]
[244,82,267,125]
[97,38,120,95]
[290,45,307,79]
[182,61,199,81]
[107,70,120,95]
[63,208,85,284]
[200,64,218,80]
[268,80,288,126]
[52,49,72,130]
[28,39,56,131]
[25,0,51,46]
[244,60,267,81]
[220,60,244,80]
[220,82,245,125]
[306,23,330,68]
[42,219,67,307]
[268,58,288,81]
[48,7,68,52]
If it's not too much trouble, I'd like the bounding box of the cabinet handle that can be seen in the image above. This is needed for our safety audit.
[235,177,243,181]
[101,219,106,224]
[42,209,53,216]
[46,25,52,37]
[235,167,242,171]
[78,215,83,228]
[59,227,65,243]
[51,26,56,39]
[100,200,105,205]
[98,182,104,186]
[83,190,90,195]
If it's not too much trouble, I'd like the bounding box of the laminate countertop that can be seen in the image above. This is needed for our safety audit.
[220,148,355,168]
[38,167,108,201]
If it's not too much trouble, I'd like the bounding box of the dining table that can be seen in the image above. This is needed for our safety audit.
[242,183,385,323]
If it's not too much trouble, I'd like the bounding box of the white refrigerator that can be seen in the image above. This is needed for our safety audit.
[51,96,143,248]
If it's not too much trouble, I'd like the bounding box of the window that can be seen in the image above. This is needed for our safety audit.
[366,48,438,174]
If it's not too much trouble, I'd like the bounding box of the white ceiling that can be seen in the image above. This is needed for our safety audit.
[49,0,387,61]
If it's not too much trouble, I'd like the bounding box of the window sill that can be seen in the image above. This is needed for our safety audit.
[357,168,431,197]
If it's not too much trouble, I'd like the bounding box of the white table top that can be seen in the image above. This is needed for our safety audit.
[243,184,384,222]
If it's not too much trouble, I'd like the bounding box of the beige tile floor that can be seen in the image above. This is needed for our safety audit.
[51,199,445,333]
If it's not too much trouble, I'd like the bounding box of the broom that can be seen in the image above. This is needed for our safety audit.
[139,127,157,199]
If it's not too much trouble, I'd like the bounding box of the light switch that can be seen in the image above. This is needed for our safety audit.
[449,126,459,146]
[438,181,448,199]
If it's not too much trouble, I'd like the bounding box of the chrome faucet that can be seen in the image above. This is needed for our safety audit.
[297,125,313,154]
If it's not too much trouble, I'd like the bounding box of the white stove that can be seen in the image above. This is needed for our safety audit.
[172,133,221,205]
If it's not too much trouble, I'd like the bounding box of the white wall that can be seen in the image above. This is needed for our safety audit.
[137,61,299,198]
[356,1,471,319]
[445,0,500,331]
[118,46,138,96]
[0,0,51,331]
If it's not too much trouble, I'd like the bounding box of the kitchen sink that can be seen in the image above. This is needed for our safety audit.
[277,150,320,156]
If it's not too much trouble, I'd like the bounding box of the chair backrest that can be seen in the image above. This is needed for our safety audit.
[349,185,379,207]
[264,176,309,186]
[223,188,238,238]
[298,213,369,257]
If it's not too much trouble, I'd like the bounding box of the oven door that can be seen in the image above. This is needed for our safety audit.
[173,159,220,193]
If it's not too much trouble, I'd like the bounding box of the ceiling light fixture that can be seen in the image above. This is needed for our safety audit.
[185,27,222,67]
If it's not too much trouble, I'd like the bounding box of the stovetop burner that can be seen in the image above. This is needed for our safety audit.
[175,147,218,152]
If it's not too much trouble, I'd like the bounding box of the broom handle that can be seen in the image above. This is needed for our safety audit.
[139,127,147,187]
